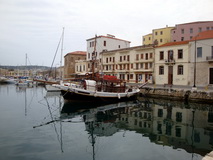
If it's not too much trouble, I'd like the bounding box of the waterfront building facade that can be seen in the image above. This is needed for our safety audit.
[171,21,213,42]
[64,51,86,78]
[188,30,213,86]
[155,41,190,85]
[101,45,154,83]
[86,34,131,73]
[143,26,175,46]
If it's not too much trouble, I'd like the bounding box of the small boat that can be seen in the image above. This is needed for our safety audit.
[55,74,145,102]
[16,76,34,87]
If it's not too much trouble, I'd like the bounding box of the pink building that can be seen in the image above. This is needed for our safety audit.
[171,21,213,42]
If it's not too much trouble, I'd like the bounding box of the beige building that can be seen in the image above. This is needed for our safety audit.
[64,51,86,78]
[188,30,213,86]
[155,41,190,85]
[101,45,154,83]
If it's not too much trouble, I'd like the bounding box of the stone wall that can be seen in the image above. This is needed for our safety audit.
[139,87,213,104]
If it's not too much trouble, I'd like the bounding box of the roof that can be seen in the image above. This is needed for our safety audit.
[176,21,213,26]
[87,35,131,43]
[65,51,86,57]
[157,41,189,48]
[191,30,213,41]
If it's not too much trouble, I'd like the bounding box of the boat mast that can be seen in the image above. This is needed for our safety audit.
[91,35,97,78]
[60,27,65,80]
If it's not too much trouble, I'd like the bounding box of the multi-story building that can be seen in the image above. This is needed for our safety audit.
[188,30,213,86]
[171,21,213,42]
[155,41,190,85]
[143,26,175,46]
[86,34,131,73]
[101,45,154,83]
[64,51,86,78]
[87,34,131,61]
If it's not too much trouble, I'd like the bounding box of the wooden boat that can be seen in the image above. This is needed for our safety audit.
[55,74,145,102]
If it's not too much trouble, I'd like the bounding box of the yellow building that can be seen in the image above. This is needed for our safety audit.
[143,33,152,45]
[143,26,175,46]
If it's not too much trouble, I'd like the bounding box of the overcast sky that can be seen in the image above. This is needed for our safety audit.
[0,0,212,66]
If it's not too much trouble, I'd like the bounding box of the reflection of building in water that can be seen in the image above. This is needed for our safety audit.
[151,102,213,154]
[107,100,213,155]
[68,100,212,156]
[117,100,153,135]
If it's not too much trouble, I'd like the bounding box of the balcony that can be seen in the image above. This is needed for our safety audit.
[165,59,175,65]
[206,56,213,62]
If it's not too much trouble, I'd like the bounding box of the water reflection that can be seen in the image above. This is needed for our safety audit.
[34,93,213,159]
[61,98,213,157]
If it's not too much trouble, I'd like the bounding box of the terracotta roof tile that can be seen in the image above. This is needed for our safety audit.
[157,41,189,48]
[65,51,86,57]
[191,30,213,41]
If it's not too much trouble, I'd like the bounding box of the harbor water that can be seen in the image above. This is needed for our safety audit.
[0,84,212,160]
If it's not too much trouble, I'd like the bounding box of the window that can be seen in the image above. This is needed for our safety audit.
[145,63,148,69]
[168,50,174,60]
[120,56,122,62]
[199,27,202,32]
[155,31,158,35]
[181,29,184,34]
[160,31,163,35]
[197,47,202,58]
[176,112,182,122]
[127,55,130,61]
[141,54,143,59]
[178,65,184,75]
[181,37,184,41]
[140,63,143,68]
[145,53,148,60]
[159,66,164,75]
[160,51,164,60]
[113,57,115,62]
[158,109,163,117]
[160,39,163,43]
[109,57,112,62]
[124,55,126,61]
[106,57,108,63]
[190,28,193,33]
[103,41,106,46]
[118,45,120,48]
[178,49,183,59]
[207,27,210,30]
[150,53,153,58]
[136,54,139,60]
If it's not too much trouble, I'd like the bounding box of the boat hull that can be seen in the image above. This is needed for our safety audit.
[61,90,138,102]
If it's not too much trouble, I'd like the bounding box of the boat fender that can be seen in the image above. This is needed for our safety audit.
[117,93,121,99]
[94,91,97,97]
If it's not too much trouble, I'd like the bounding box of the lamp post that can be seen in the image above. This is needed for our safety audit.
[192,35,198,90]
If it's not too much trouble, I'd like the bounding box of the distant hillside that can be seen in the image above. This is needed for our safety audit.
[0,65,51,70]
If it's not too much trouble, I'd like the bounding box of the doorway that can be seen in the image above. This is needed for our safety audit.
[210,68,213,84]
[168,66,173,84]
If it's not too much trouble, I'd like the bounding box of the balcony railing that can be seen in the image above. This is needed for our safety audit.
[165,59,175,65]
[206,56,213,62]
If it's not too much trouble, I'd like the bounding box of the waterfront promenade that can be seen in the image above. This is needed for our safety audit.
[129,83,213,103]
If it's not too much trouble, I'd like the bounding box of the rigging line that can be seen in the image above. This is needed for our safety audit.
[50,31,63,74]
[44,97,61,145]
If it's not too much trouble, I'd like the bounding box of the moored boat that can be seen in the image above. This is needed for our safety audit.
[55,74,145,102]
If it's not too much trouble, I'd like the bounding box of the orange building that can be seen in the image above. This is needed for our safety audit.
[64,51,86,78]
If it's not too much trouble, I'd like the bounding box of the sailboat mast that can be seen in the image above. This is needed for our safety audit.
[25,53,27,77]
[92,35,97,78]
[60,27,65,80]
